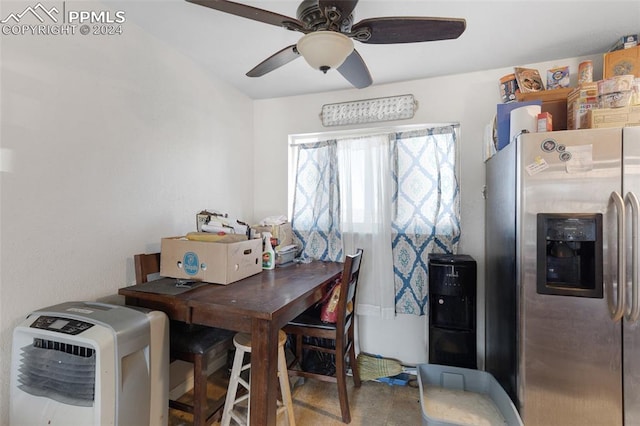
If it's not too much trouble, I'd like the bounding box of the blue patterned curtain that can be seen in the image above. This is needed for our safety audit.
[291,141,344,261]
[391,126,461,315]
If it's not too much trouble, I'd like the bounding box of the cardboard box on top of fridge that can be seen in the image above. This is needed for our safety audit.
[160,236,262,284]
[568,82,599,101]
[581,104,640,129]
[597,75,635,108]
[598,75,635,95]
[604,44,640,79]
[608,34,638,52]
[567,82,599,129]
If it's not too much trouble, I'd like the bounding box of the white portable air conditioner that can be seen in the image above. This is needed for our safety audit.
[10,301,169,426]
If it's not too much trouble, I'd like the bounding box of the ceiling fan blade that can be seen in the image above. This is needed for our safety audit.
[318,0,358,21]
[352,17,466,44]
[246,44,300,77]
[337,49,372,89]
[185,0,305,31]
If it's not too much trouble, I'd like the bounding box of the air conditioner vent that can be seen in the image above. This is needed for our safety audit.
[17,339,96,407]
[33,338,96,357]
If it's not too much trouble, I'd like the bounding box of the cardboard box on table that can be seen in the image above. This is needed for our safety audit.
[252,222,294,249]
[160,236,262,284]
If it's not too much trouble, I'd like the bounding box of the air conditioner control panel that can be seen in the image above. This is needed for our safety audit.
[30,315,94,335]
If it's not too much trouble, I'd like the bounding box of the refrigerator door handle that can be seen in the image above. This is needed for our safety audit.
[626,191,640,322]
[611,191,626,322]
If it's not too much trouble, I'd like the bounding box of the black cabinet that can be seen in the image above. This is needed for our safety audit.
[428,254,477,369]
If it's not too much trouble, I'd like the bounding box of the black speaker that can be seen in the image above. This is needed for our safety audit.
[428,254,477,369]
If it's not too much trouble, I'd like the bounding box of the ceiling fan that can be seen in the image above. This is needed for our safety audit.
[185,0,466,89]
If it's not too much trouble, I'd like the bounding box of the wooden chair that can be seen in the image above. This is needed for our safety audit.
[133,253,235,426]
[283,249,363,424]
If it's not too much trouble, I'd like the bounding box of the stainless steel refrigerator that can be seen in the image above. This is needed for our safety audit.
[485,126,640,426]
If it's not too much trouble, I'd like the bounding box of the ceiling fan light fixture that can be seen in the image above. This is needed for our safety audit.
[296,31,354,74]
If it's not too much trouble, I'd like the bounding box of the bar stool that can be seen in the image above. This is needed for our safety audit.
[221,330,295,426]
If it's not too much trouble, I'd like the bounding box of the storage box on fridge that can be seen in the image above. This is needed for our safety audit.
[581,105,640,129]
[160,236,262,284]
[609,34,639,52]
[567,83,599,129]
[604,45,640,78]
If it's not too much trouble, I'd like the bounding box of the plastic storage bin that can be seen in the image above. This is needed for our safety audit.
[418,364,522,426]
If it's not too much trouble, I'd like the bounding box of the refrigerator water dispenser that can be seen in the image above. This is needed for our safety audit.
[537,213,603,298]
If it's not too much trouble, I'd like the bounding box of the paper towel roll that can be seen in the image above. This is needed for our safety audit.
[510,105,541,145]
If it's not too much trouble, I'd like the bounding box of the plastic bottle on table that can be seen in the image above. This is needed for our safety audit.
[262,232,275,270]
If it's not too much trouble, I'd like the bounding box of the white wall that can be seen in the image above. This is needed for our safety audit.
[253,54,603,366]
[0,8,254,424]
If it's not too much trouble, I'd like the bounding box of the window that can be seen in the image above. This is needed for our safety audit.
[289,124,460,316]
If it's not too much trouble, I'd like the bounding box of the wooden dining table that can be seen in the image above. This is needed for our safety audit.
[119,260,343,426]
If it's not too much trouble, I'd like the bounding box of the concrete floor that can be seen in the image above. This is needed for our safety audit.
[287,376,422,425]
[168,368,422,425]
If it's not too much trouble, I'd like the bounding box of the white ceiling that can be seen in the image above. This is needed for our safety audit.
[122,1,639,100]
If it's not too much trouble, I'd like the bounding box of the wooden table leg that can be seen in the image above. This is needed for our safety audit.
[249,318,280,426]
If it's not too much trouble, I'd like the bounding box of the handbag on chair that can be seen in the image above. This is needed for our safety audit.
[320,278,341,323]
